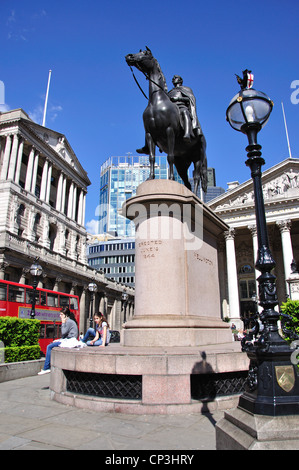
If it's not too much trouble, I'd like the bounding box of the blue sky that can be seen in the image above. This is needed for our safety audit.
[1,0,299,233]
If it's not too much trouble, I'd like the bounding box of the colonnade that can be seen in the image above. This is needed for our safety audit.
[0,132,86,226]
[224,219,295,322]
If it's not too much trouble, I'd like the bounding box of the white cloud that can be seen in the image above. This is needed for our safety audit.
[85,219,99,235]
[6,8,47,42]
[49,105,63,122]
[29,103,63,125]
[0,104,10,112]
[6,10,16,25]
[29,105,44,124]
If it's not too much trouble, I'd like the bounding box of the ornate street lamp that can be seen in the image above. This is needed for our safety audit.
[29,258,43,319]
[88,282,97,327]
[226,71,299,416]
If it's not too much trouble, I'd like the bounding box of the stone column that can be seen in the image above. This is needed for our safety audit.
[40,158,49,201]
[277,219,294,289]
[0,134,12,180]
[217,239,229,318]
[0,262,9,280]
[45,163,52,203]
[30,151,39,194]
[82,193,86,226]
[248,224,261,311]
[77,189,84,225]
[55,172,64,211]
[67,182,74,218]
[7,133,19,180]
[25,146,35,191]
[61,175,67,215]
[224,228,241,324]
[72,184,77,220]
[14,137,24,184]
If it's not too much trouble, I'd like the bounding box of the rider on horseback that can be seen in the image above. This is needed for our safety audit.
[137,75,202,154]
[168,75,202,142]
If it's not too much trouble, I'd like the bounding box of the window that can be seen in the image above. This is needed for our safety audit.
[0,285,7,301]
[40,292,46,305]
[17,204,25,217]
[8,286,25,303]
[47,293,58,307]
[239,279,256,300]
[26,289,40,305]
[59,295,69,307]
[239,264,254,274]
[70,297,78,310]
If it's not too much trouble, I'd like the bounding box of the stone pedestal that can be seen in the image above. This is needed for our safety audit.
[216,407,299,449]
[121,179,232,347]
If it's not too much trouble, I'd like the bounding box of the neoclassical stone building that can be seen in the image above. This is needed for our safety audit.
[0,109,133,333]
[208,157,299,327]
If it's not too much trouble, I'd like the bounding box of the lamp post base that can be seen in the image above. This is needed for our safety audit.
[216,406,299,450]
[240,332,299,416]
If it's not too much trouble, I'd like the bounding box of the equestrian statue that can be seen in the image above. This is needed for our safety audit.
[125,47,207,195]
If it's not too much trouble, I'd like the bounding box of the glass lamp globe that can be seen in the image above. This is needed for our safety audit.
[30,261,43,277]
[226,88,273,133]
[88,282,97,293]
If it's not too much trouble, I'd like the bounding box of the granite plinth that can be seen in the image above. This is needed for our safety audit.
[50,342,249,414]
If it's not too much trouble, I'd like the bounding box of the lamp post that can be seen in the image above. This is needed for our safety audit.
[29,258,43,319]
[122,290,129,323]
[226,71,299,416]
[88,282,97,327]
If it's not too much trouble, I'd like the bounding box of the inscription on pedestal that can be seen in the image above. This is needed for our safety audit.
[139,240,162,259]
[193,251,214,266]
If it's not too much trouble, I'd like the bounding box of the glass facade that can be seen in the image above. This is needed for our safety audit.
[87,238,136,287]
[99,155,183,237]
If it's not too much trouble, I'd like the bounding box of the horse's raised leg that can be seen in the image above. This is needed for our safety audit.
[166,127,175,180]
[146,132,156,179]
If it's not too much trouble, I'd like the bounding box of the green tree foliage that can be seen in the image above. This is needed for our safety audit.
[280,299,299,342]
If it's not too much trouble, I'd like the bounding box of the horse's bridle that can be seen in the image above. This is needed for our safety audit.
[129,65,148,100]
[128,64,167,100]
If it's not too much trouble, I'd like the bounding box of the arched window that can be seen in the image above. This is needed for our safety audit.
[238,264,254,275]
[33,213,41,242]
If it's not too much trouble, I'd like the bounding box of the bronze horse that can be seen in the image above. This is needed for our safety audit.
[125,47,207,195]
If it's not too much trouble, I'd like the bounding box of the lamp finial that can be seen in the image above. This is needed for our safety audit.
[235,69,254,90]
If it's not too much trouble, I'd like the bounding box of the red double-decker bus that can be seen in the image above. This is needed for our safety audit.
[0,279,80,355]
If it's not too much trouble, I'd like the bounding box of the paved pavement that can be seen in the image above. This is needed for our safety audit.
[0,374,225,451]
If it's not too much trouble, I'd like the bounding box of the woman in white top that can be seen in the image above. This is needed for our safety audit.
[81,313,111,347]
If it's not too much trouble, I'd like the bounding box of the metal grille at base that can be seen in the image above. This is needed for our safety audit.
[191,371,248,400]
[64,370,142,400]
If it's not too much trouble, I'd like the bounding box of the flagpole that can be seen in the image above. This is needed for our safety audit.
[42,70,52,127]
[281,101,292,158]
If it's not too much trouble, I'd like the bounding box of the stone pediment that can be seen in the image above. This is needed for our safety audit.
[24,120,91,186]
[209,158,299,213]
[28,125,75,165]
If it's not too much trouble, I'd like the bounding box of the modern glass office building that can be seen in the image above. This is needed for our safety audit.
[99,155,183,237]
[88,236,136,287]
